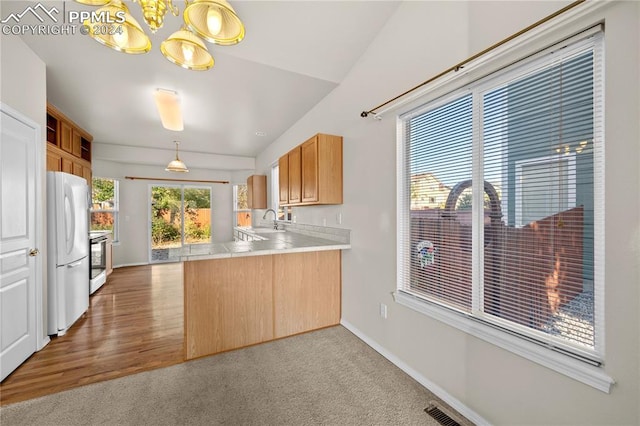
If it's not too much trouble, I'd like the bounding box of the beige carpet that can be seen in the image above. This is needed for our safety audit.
[0,326,469,425]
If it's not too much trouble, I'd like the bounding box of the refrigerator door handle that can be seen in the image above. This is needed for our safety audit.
[66,260,83,268]
[65,184,76,255]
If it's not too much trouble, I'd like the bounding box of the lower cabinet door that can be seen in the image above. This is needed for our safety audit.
[273,250,341,338]
[184,256,274,359]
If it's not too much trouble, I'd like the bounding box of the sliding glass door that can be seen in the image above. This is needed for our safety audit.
[150,185,212,262]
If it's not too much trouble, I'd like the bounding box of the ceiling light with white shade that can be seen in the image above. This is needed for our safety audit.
[153,88,184,131]
[74,0,244,70]
[166,141,189,172]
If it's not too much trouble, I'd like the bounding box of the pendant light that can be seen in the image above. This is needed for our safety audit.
[166,141,189,172]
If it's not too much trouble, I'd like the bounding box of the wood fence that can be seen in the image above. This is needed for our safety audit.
[161,208,211,225]
[411,180,584,329]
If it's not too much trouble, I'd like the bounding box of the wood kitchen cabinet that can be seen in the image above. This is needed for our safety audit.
[278,133,342,206]
[46,149,62,172]
[301,136,319,202]
[46,103,93,186]
[278,154,289,204]
[61,157,73,174]
[273,250,341,338]
[183,250,341,360]
[184,256,275,359]
[59,120,73,154]
[287,146,302,204]
[246,174,267,209]
[72,129,82,158]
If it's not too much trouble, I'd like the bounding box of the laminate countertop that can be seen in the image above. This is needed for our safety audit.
[172,228,351,262]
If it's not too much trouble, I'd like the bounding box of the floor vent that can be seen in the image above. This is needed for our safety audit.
[425,402,461,426]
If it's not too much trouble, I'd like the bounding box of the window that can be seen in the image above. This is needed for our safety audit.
[398,32,604,376]
[271,164,291,221]
[233,184,251,227]
[90,177,119,242]
[150,185,212,262]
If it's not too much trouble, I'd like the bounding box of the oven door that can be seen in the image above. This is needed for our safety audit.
[90,235,107,295]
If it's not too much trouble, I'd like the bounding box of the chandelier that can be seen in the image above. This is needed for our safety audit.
[74,0,245,71]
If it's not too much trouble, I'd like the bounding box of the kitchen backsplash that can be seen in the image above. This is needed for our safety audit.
[254,219,350,244]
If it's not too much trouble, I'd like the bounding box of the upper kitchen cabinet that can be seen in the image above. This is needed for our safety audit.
[287,146,302,204]
[46,103,93,185]
[247,175,267,209]
[279,133,343,206]
[278,154,289,205]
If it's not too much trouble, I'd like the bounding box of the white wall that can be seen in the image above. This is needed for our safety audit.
[255,1,640,424]
[92,160,235,267]
[1,33,48,349]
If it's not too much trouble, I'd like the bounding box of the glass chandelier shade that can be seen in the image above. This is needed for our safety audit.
[161,28,214,71]
[84,1,151,54]
[183,0,245,45]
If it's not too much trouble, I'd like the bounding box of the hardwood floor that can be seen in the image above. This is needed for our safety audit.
[0,263,184,406]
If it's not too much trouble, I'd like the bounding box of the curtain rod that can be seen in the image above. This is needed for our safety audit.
[360,0,585,118]
[125,176,229,184]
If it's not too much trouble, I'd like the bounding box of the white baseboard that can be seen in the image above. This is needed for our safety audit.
[340,319,489,426]
[113,262,148,269]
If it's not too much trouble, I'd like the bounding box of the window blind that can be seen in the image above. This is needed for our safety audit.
[398,31,603,361]
[405,94,473,311]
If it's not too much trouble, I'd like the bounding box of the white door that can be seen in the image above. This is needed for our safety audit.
[0,106,39,381]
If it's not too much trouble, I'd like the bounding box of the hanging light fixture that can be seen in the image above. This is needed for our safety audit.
[166,141,189,172]
[138,0,178,33]
[161,28,214,71]
[183,0,245,45]
[75,0,244,70]
[83,1,151,54]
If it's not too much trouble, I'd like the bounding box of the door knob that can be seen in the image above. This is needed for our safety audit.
[29,248,39,257]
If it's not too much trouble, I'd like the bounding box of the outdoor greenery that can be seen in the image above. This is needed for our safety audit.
[236,184,248,210]
[151,186,211,247]
[92,177,115,207]
[91,177,116,233]
[455,189,492,210]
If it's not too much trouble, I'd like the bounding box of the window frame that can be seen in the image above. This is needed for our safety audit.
[396,30,612,392]
[90,177,119,243]
[271,163,291,221]
[233,183,251,227]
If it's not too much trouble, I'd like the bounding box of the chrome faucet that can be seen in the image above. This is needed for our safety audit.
[263,209,278,229]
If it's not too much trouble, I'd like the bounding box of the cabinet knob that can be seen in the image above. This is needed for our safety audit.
[29,248,40,257]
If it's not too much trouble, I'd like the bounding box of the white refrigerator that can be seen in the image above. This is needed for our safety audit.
[46,171,90,336]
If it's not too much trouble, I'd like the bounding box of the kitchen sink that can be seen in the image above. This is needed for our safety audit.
[250,227,286,234]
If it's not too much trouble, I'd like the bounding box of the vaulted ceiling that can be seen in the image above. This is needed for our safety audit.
[8,0,400,164]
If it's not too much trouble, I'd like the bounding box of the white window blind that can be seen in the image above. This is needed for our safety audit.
[398,32,603,362]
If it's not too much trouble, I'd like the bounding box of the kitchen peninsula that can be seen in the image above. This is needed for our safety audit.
[177,225,350,360]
